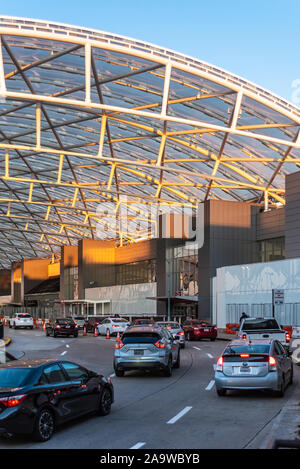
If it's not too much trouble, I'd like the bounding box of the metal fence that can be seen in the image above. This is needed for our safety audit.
[226,303,300,326]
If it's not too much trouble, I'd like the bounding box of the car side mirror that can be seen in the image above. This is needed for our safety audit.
[287,349,293,357]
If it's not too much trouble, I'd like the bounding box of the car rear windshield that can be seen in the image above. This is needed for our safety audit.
[193,322,212,327]
[159,322,180,328]
[242,320,280,331]
[112,319,128,323]
[122,332,160,344]
[56,319,74,325]
[224,344,271,355]
[0,368,33,387]
[17,314,31,318]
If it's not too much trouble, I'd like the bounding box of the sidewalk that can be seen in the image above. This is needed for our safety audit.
[245,375,300,448]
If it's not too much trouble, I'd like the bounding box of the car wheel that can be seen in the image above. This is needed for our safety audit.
[210,338,216,342]
[216,388,227,396]
[98,388,112,416]
[53,331,57,338]
[164,356,173,377]
[13,323,17,330]
[32,408,55,442]
[289,366,293,385]
[74,333,78,338]
[30,326,33,330]
[9,323,12,328]
[115,369,124,377]
[275,376,285,397]
[46,329,49,337]
[174,350,180,369]
[180,343,185,349]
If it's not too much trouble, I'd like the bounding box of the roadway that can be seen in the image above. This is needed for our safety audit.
[1,327,299,449]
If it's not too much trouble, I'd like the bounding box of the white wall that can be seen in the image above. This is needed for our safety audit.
[214,258,300,328]
[85,282,157,316]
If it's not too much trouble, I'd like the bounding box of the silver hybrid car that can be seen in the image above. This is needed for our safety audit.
[156,321,185,348]
[113,325,181,377]
[215,339,293,397]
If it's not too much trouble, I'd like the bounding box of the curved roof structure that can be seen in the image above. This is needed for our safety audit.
[0,16,300,268]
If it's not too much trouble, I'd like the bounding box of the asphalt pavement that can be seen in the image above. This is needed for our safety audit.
[1,327,300,449]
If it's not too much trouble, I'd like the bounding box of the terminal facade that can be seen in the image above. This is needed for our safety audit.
[0,170,299,326]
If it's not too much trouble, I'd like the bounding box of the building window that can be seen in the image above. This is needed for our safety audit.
[258,237,285,262]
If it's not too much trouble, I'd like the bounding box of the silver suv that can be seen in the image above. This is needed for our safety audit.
[114,326,181,377]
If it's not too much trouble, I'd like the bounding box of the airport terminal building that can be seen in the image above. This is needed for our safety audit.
[0,17,300,328]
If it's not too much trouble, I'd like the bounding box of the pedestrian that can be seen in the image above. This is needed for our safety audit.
[239,312,248,323]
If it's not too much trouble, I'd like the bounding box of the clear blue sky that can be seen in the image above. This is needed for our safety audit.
[1,0,299,103]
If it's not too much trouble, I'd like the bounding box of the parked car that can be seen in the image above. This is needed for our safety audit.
[97,318,130,336]
[0,358,114,441]
[67,316,85,330]
[215,339,293,397]
[235,317,290,349]
[84,316,108,333]
[156,321,185,348]
[9,314,34,330]
[46,318,78,338]
[114,325,181,377]
[182,319,217,341]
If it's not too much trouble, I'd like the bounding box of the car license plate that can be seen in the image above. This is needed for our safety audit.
[204,328,209,332]
[240,367,250,373]
[65,325,70,328]
[134,350,144,356]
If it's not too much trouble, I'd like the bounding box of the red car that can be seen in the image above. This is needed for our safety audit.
[183,319,217,341]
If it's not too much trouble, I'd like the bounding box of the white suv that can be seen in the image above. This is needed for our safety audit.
[9,313,34,330]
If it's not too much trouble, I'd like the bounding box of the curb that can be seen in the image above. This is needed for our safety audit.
[0,336,11,347]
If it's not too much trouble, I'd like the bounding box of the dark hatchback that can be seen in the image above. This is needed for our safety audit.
[0,358,114,441]
[46,318,78,338]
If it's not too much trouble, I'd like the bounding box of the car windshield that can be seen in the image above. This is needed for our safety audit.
[0,368,33,387]
[242,320,280,331]
[122,332,160,344]
[224,344,271,355]
[17,314,31,318]
[112,319,128,323]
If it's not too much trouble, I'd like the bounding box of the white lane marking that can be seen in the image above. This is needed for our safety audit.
[206,353,213,359]
[110,373,115,378]
[205,380,215,391]
[60,351,67,356]
[130,442,146,449]
[193,346,201,351]
[167,406,193,424]
[66,344,70,348]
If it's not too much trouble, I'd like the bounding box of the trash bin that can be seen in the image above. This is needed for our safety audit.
[0,322,3,340]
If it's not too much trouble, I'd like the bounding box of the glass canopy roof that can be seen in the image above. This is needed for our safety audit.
[0,16,300,268]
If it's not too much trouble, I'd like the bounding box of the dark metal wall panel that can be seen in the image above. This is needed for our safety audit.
[60,245,78,302]
[286,171,300,259]
[0,269,11,296]
[256,208,285,241]
[198,200,257,321]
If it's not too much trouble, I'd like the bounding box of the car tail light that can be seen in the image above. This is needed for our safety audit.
[193,327,199,331]
[0,394,27,408]
[242,334,247,340]
[55,325,61,329]
[178,331,185,336]
[286,332,291,343]
[216,356,223,372]
[112,325,118,328]
[154,340,166,349]
[268,356,277,371]
[75,325,78,329]
[115,340,124,349]
[240,354,250,358]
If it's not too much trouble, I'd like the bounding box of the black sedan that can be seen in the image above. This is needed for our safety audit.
[46,318,78,338]
[0,358,114,441]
